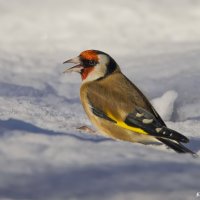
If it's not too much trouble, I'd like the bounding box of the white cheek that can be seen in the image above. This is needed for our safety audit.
[98,54,109,67]
[82,64,104,83]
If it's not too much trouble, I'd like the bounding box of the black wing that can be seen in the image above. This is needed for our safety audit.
[125,107,189,143]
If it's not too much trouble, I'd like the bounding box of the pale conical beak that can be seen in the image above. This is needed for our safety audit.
[63,56,83,73]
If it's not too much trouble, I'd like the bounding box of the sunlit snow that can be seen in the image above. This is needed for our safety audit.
[0,0,200,200]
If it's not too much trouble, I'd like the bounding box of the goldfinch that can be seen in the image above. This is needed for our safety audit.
[63,50,196,156]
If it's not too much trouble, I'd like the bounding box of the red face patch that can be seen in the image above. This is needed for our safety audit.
[80,50,98,62]
[81,67,94,80]
[79,50,98,80]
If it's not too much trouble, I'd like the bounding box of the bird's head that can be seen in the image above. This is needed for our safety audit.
[63,50,120,82]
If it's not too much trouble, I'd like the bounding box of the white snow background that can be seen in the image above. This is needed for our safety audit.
[0,0,200,200]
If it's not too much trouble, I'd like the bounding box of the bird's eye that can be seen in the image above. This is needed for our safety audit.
[82,59,98,67]
[88,60,96,66]
[83,60,97,67]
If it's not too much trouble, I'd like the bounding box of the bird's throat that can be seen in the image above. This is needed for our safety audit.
[81,67,95,80]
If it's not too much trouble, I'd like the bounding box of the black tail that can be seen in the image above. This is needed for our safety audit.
[158,138,198,158]
[157,127,189,143]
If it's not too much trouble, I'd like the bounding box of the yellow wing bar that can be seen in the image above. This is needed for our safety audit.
[107,112,148,135]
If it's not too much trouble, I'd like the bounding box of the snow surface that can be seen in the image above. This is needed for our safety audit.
[0,0,200,200]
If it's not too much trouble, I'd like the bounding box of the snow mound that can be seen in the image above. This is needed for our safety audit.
[151,90,178,121]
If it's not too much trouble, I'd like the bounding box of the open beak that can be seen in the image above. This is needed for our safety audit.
[63,56,83,73]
